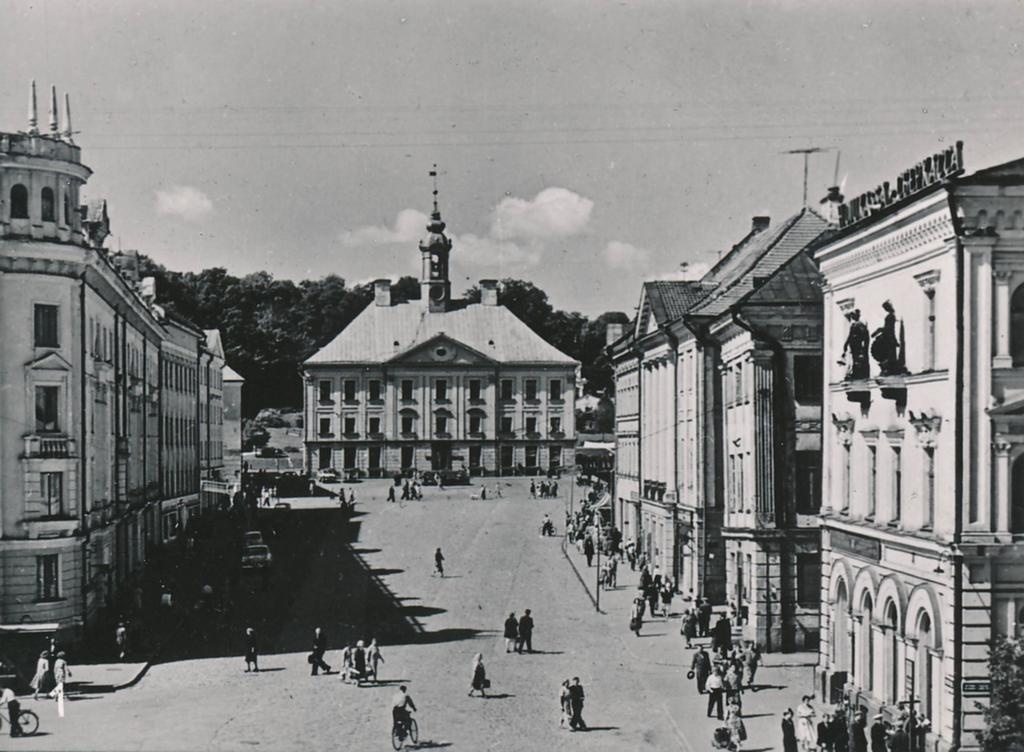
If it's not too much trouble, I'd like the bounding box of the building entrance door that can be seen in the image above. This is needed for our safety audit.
[431,443,452,470]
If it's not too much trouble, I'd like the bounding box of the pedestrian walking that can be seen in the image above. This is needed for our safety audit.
[646,580,660,618]
[796,696,818,752]
[681,609,698,648]
[783,709,799,752]
[568,677,587,731]
[49,651,70,701]
[832,709,850,752]
[712,613,733,654]
[434,547,445,577]
[706,668,725,720]
[583,535,595,567]
[339,643,352,683]
[468,653,488,697]
[724,662,743,706]
[726,699,747,750]
[699,598,713,637]
[504,612,519,652]
[606,555,617,588]
[559,679,572,728]
[518,609,534,653]
[352,640,367,685]
[850,711,868,752]
[244,627,259,672]
[387,486,396,503]
[661,578,674,616]
[310,627,332,675]
[870,714,887,752]
[742,641,761,689]
[690,645,712,694]
[0,681,22,738]
[819,711,835,752]
[529,481,536,498]
[367,638,384,681]
[630,595,644,636]
[626,541,636,571]
[115,619,128,661]
[30,650,51,700]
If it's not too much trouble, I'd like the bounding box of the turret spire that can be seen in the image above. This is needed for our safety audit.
[28,80,38,134]
[62,92,74,143]
[48,85,59,135]
[430,163,440,216]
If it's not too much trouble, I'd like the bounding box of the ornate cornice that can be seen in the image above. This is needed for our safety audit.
[823,212,954,280]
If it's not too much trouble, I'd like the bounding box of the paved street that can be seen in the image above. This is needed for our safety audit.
[13,480,815,751]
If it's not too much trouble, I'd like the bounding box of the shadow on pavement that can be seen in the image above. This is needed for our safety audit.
[139,507,486,664]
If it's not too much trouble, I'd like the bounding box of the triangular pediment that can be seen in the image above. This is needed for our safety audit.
[387,333,496,366]
[25,351,73,372]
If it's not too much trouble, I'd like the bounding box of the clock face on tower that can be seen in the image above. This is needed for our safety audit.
[429,285,446,302]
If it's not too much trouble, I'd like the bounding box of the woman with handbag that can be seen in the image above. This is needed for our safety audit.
[468,653,488,697]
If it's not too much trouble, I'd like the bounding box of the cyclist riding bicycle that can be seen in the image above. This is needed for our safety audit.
[391,685,417,737]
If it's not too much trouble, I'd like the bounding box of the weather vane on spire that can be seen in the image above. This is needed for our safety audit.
[429,163,439,215]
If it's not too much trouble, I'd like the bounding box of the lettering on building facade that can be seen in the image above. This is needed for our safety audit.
[830,529,882,562]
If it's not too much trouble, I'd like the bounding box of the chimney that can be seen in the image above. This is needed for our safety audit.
[140,277,157,303]
[606,322,625,346]
[819,185,844,225]
[480,279,498,306]
[752,216,770,233]
[374,278,392,307]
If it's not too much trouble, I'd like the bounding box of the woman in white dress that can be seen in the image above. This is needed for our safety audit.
[795,695,817,752]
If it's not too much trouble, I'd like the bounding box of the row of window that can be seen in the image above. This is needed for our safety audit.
[8,184,72,224]
[318,377,564,404]
[838,442,935,527]
[318,414,564,437]
[722,355,821,406]
[317,444,564,471]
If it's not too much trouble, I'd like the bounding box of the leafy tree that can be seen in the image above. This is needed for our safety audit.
[978,636,1024,752]
[242,422,270,451]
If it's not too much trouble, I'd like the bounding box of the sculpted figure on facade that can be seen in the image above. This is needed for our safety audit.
[870,300,906,375]
[840,308,871,380]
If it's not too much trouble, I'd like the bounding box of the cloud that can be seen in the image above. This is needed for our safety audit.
[604,240,651,270]
[155,185,213,222]
[337,187,593,269]
[339,208,429,247]
[491,187,593,240]
[454,233,540,267]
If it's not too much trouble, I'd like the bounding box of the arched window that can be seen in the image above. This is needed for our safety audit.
[861,593,874,693]
[41,187,55,222]
[1011,284,1024,365]
[63,190,70,226]
[833,580,850,672]
[886,601,899,702]
[1012,454,1024,534]
[10,184,29,219]
[915,612,937,723]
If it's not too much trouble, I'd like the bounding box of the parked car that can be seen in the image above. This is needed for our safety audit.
[439,468,470,485]
[241,544,273,569]
[243,530,264,547]
[420,471,438,486]
[316,468,341,483]
[259,447,287,458]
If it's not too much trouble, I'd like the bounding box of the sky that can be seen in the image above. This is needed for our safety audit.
[4,0,1024,317]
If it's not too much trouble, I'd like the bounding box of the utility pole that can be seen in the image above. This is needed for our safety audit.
[782,146,830,207]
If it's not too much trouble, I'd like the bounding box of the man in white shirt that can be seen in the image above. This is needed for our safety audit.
[0,683,22,737]
[391,685,417,737]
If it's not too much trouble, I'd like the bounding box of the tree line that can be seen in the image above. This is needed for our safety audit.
[136,256,625,417]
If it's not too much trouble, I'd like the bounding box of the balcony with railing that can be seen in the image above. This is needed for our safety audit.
[23,435,77,459]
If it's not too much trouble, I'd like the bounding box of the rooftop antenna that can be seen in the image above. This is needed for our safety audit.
[782,146,829,207]
[833,149,842,187]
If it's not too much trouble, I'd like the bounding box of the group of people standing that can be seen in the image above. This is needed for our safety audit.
[627,565,677,635]
[503,610,536,653]
[241,626,383,685]
[529,480,559,499]
[782,697,931,752]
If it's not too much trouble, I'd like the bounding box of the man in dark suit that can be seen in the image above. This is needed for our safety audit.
[698,598,713,637]
[711,613,732,654]
[310,627,331,675]
[517,609,534,653]
[568,677,587,731]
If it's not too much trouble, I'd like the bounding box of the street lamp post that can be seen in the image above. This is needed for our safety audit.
[595,516,602,612]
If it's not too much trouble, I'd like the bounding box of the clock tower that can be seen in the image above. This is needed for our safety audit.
[419,166,452,312]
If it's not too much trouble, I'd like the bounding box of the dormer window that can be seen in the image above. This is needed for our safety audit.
[10,184,28,219]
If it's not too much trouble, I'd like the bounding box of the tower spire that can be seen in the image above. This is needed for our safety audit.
[28,80,38,134]
[62,92,74,142]
[429,163,440,217]
[48,85,59,135]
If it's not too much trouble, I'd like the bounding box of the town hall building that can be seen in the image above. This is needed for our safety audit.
[302,192,578,477]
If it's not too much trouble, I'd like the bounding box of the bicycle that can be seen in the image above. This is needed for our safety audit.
[390,713,418,750]
[0,705,40,736]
